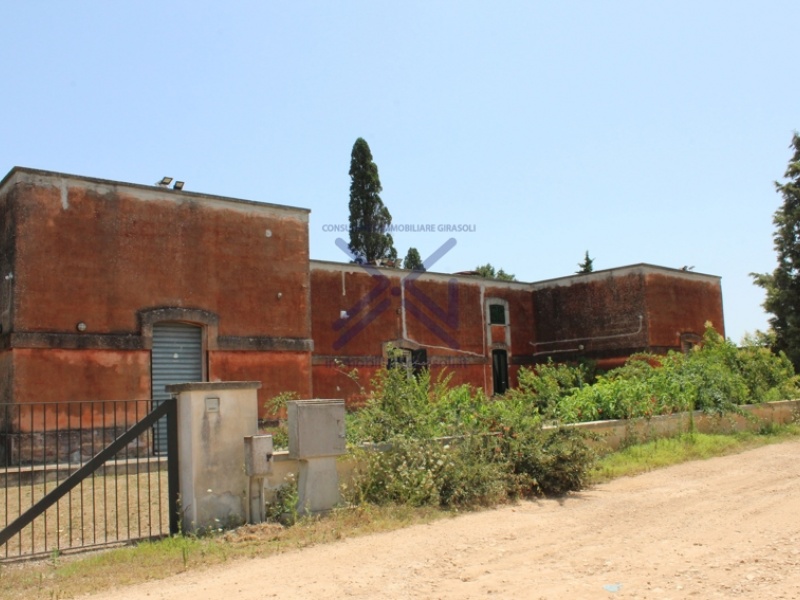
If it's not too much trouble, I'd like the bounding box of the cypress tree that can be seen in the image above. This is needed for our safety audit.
[348,138,397,264]
[752,133,800,369]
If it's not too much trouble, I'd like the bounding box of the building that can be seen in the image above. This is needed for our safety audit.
[310,261,724,404]
[0,167,724,427]
[0,167,313,423]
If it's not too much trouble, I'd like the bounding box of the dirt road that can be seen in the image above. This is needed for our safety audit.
[92,440,800,599]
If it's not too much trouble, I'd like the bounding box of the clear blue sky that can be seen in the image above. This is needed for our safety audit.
[2,2,797,343]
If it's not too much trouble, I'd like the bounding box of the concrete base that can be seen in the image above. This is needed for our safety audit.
[297,456,340,515]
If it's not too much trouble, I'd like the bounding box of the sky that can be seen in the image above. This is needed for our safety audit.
[1,1,797,343]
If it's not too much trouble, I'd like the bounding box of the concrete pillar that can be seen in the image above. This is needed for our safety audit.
[166,381,261,533]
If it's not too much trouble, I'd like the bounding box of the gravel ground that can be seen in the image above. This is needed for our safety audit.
[88,440,800,600]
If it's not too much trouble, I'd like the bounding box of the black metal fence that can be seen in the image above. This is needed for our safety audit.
[0,399,178,561]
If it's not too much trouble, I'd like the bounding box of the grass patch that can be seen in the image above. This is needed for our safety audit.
[2,423,799,600]
[590,423,800,484]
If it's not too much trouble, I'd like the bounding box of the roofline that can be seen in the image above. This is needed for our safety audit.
[530,263,721,289]
[311,259,721,288]
[0,166,310,216]
[309,259,535,289]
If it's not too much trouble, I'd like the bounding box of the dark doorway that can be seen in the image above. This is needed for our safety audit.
[492,349,509,395]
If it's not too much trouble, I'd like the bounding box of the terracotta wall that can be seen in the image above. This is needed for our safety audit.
[644,272,725,349]
[0,169,313,413]
[532,270,648,363]
[531,266,723,367]
[0,169,726,416]
[10,178,309,337]
[310,263,535,403]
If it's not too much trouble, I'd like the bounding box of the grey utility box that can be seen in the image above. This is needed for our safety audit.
[287,400,346,459]
[244,434,274,476]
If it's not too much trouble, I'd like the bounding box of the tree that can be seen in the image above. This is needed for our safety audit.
[576,251,594,274]
[348,138,397,264]
[403,247,424,270]
[475,263,516,281]
[752,132,800,370]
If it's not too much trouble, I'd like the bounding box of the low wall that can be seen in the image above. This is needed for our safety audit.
[0,426,151,466]
[570,399,800,453]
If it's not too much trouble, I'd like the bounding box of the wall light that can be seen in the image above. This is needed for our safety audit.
[76,322,87,332]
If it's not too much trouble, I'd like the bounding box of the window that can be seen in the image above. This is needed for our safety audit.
[387,347,428,377]
[489,304,506,325]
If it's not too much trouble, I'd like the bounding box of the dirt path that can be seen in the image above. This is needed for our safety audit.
[91,441,800,600]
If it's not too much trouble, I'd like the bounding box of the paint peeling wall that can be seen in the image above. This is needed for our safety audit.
[310,262,535,403]
[0,168,313,413]
[644,272,725,349]
[0,167,726,416]
[531,266,723,368]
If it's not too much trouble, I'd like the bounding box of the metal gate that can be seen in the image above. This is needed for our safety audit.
[151,322,203,454]
[0,399,179,561]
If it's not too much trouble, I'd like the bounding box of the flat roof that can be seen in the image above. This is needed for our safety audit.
[311,260,720,289]
[529,263,721,289]
[309,259,535,289]
[0,166,310,219]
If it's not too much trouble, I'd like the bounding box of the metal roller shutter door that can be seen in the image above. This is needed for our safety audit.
[151,323,203,454]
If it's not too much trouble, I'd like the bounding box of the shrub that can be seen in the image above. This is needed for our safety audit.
[549,324,799,424]
[347,360,596,509]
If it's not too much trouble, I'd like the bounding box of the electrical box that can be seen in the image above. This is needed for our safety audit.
[287,400,346,459]
[244,434,274,476]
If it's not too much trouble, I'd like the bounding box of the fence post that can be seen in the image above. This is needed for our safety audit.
[165,397,180,535]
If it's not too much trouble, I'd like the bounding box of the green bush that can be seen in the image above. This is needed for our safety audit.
[541,324,800,424]
[346,356,596,509]
[349,436,507,508]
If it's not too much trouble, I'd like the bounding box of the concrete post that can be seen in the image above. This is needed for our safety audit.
[166,381,261,533]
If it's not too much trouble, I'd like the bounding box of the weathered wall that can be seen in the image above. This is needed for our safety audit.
[532,269,649,364]
[0,168,727,417]
[11,175,309,337]
[310,262,535,403]
[209,351,312,418]
[531,265,721,368]
[0,168,313,413]
[644,272,725,349]
[12,348,150,406]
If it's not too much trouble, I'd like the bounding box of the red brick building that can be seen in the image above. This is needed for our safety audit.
[0,167,313,420]
[0,167,725,416]
[310,262,724,405]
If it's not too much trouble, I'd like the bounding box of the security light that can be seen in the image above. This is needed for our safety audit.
[173,181,184,190]
[157,177,173,187]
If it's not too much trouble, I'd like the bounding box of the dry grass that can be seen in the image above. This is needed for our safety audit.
[1,465,169,560]
[0,504,450,600]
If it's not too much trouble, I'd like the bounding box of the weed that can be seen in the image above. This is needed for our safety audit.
[265,475,300,525]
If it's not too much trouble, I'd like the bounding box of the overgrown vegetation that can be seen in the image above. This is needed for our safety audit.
[4,330,799,598]
[345,357,596,509]
[266,326,798,514]
[515,325,799,423]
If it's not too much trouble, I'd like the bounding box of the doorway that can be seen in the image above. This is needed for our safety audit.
[492,349,509,395]
[151,322,203,453]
